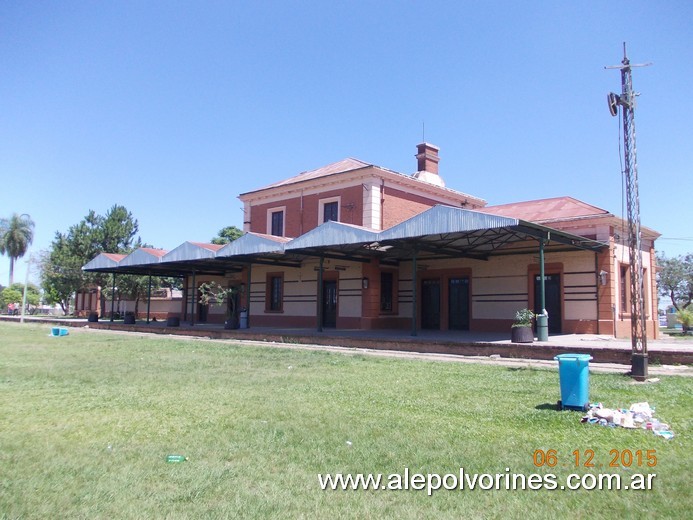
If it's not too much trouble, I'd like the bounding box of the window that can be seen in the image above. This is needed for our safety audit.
[620,265,629,313]
[323,201,338,223]
[380,272,394,312]
[270,210,284,237]
[267,274,283,311]
[318,197,341,225]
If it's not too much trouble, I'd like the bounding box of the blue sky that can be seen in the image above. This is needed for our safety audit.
[1,1,691,285]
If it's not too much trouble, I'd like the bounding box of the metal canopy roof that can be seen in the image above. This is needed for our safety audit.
[83,206,607,276]
[284,221,380,264]
[82,253,126,271]
[162,242,223,263]
[217,232,289,257]
[372,205,606,261]
[119,248,168,267]
[285,221,378,250]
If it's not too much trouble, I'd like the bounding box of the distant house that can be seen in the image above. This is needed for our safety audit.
[83,143,660,339]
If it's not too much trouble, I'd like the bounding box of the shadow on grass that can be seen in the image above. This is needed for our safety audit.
[535,402,560,411]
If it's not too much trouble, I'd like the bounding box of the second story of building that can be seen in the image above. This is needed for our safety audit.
[238,143,487,238]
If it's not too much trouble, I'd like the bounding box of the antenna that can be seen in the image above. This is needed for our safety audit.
[605,43,652,382]
[422,121,425,142]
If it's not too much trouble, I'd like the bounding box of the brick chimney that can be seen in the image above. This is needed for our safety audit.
[413,142,445,187]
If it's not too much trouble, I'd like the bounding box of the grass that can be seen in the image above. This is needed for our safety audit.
[0,322,691,519]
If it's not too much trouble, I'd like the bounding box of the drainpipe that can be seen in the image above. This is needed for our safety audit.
[380,179,385,230]
[300,189,304,236]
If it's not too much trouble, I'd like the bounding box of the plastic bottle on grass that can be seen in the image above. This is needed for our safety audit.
[166,455,187,463]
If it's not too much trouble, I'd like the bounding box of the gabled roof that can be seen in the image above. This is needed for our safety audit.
[241,158,372,194]
[81,253,126,271]
[119,248,168,267]
[285,221,378,251]
[379,205,519,241]
[162,242,224,263]
[217,232,290,257]
[479,197,610,223]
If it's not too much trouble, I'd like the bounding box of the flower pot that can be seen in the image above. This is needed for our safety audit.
[511,326,534,343]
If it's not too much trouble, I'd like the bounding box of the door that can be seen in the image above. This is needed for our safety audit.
[421,279,441,329]
[322,280,337,328]
[448,277,470,330]
[198,302,208,323]
[534,274,562,333]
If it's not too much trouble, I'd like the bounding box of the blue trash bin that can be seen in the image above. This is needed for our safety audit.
[554,353,593,411]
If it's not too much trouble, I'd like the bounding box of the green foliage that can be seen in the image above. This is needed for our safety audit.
[116,274,162,316]
[40,205,141,313]
[210,225,243,245]
[198,281,238,319]
[0,283,40,309]
[676,308,693,331]
[0,213,35,285]
[657,253,693,311]
[512,308,535,327]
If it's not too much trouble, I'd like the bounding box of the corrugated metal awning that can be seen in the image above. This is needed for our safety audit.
[217,232,289,257]
[81,253,126,271]
[119,248,168,267]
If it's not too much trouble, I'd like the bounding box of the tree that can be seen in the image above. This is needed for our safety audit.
[40,205,140,314]
[657,253,693,311]
[0,213,35,286]
[198,281,240,328]
[116,273,164,318]
[210,226,243,245]
[0,283,40,312]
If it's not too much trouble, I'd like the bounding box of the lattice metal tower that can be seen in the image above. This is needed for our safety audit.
[606,43,651,381]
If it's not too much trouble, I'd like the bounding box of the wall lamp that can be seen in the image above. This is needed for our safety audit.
[362,277,369,289]
[599,270,609,286]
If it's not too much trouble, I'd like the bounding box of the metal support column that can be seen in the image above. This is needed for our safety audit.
[190,271,196,326]
[110,273,116,322]
[146,273,152,324]
[536,238,549,341]
[246,263,252,329]
[411,251,418,337]
[317,257,324,332]
[183,277,188,321]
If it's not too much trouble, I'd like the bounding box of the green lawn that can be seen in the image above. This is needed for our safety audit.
[1,323,691,519]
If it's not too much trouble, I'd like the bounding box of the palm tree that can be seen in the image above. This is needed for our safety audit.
[0,213,35,286]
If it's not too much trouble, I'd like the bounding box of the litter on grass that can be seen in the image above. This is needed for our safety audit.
[50,327,69,337]
[581,402,674,439]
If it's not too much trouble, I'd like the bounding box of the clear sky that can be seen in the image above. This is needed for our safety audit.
[1,1,691,286]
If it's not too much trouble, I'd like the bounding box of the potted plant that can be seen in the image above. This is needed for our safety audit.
[198,281,240,329]
[511,308,535,343]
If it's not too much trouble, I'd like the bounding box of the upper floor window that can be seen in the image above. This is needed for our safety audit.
[323,201,338,223]
[267,206,286,237]
[319,197,340,225]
